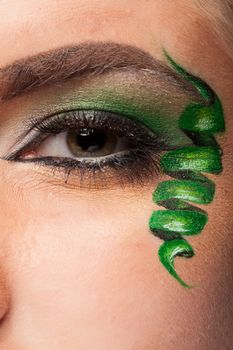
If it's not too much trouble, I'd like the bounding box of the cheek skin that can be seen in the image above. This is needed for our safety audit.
[0,166,163,349]
[0,163,232,349]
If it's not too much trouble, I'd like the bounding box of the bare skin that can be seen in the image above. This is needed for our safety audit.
[0,1,232,349]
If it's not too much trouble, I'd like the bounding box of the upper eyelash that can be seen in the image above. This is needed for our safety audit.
[34,109,160,143]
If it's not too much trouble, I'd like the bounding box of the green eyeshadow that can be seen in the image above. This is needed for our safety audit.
[48,69,200,149]
[149,51,225,288]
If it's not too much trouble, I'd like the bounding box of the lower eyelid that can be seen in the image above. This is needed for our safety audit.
[12,150,162,190]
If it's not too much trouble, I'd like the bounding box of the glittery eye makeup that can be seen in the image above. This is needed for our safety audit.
[149,51,225,288]
[1,57,202,188]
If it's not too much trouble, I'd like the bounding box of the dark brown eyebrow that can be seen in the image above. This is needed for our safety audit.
[0,42,198,101]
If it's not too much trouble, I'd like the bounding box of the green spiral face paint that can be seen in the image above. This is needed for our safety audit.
[149,51,225,288]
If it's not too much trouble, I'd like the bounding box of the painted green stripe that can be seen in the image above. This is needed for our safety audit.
[149,50,225,288]
[153,179,215,205]
[164,49,214,102]
[149,210,208,235]
[158,239,194,288]
[179,100,225,133]
[161,146,222,174]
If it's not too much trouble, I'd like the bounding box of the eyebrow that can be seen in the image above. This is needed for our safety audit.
[0,42,198,101]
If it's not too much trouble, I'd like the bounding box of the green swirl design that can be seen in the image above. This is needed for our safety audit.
[149,51,225,288]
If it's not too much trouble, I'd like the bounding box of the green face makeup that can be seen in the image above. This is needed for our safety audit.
[149,51,225,288]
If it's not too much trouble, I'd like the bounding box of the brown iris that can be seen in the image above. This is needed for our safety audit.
[66,128,117,157]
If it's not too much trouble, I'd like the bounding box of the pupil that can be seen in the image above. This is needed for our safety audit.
[77,128,107,152]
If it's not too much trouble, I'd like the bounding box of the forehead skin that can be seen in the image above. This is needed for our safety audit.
[0,1,232,350]
[0,0,227,63]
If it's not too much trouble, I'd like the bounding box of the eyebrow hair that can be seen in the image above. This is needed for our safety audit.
[0,42,198,101]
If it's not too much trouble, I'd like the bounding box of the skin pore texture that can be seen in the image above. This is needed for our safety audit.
[149,51,225,288]
[0,1,232,349]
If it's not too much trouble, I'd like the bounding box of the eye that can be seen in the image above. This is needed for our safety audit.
[67,129,117,157]
[30,127,133,160]
[5,109,170,187]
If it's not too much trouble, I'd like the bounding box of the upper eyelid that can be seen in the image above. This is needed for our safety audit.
[0,65,199,160]
[2,85,195,159]
[19,66,201,132]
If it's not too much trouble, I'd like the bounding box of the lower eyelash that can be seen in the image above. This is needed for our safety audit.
[17,148,162,188]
